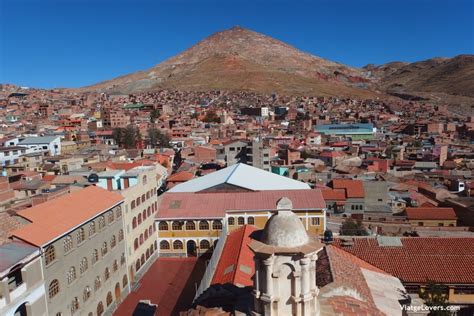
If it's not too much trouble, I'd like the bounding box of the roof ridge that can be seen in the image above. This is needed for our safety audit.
[224,163,241,183]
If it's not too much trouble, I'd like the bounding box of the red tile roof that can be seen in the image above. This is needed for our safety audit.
[405,207,456,220]
[321,188,346,201]
[211,225,257,287]
[11,186,123,247]
[168,171,195,182]
[114,258,203,316]
[157,189,326,219]
[333,237,474,284]
[332,179,365,198]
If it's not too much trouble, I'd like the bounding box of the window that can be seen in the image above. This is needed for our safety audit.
[200,240,210,250]
[121,253,126,265]
[135,260,141,271]
[101,242,108,256]
[89,222,96,236]
[80,257,88,274]
[247,217,255,225]
[136,197,140,207]
[237,217,245,225]
[98,216,105,229]
[173,240,183,250]
[94,276,101,291]
[454,286,474,295]
[199,220,209,230]
[141,194,145,203]
[212,220,222,230]
[116,206,122,218]
[108,211,114,224]
[118,229,124,241]
[104,268,110,280]
[92,249,99,264]
[122,275,128,288]
[111,235,117,248]
[67,266,77,284]
[160,241,170,250]
[311,218,321,226]
[45,246,56,265]
[131,201,136,209]
[142,209,146,220]
[185,221,196,230]
[228,217,235,225]
[147,206,151,217]
[149,226,153,236]
[71,297,79,314]
[145,230,149,240]
[159,221,169,231]
[48,279,60,299]
[134,238,139,250]
[113,260,118,272]
[63,235,73,253]
[138,214,142,225]
[172,221,182,230]
[106,292,113,306]
[83,286,91,301]
[132,217,137,229]
[97,301,104,316]
[76,228,85,244]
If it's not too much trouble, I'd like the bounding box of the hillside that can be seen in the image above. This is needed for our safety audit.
[84,26,378,98]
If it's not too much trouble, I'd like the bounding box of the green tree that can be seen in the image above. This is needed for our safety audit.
[150,108,160,123]
[147,127,171,148]
[202,110,220,123]
[419,282,449,316]
[123,125,138,149]
[112,128,123,147]
[340,218,368,236]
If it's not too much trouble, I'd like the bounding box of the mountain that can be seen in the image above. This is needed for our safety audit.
[365,55,474,98]
[84,26,378,98]
[83,26,473,111]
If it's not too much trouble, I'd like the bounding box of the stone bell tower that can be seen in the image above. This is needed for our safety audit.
[249,197,323,316]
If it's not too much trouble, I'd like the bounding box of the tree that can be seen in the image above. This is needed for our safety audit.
[147,127,171,148]
[202,110,220,123]
[112,128,123,147]
[123,125,138,149]
[150,108,160,123]
[340,218,369,236]
[419,282,449,316]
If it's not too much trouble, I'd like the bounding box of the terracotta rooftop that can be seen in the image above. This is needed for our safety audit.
[10,186,123,247]
[333,237,474,284]
[114,257,205,316]
[405,207,456,220]
[157,189,326,219]
[211,225,257,287]
[331,179,365,198]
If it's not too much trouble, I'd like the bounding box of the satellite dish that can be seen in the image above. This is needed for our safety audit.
[88,173,99,183]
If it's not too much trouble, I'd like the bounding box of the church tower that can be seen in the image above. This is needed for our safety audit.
[249,197,323,316]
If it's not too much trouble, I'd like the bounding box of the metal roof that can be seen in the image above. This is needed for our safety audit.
[169,163,310,193]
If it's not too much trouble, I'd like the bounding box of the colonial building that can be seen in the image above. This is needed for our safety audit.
[10,186,129,316]
[96,165,160,284]
[0,241,47,316]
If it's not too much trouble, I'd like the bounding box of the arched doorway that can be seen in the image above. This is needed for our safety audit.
[115,283,121,302]
[14,303,27,316]
[186,240,196,257]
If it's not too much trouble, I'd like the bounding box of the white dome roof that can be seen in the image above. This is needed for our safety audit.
[261,197,309,248]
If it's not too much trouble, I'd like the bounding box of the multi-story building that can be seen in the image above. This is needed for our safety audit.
[157,164,325,257]
[157,189,326,257]
[18,136,61,156]
[96,165,160,284]
[10,186,129,316]
[0,241,47,316]
[101,107,130,128]
[246,138,271,171]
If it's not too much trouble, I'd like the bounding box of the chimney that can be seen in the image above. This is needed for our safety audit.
[106,178,113,191]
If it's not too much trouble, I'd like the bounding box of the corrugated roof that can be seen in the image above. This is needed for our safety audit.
[169,163,310,193]
[11,186,123,247]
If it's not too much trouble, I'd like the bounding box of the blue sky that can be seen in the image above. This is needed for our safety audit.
[1,0,472,88]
